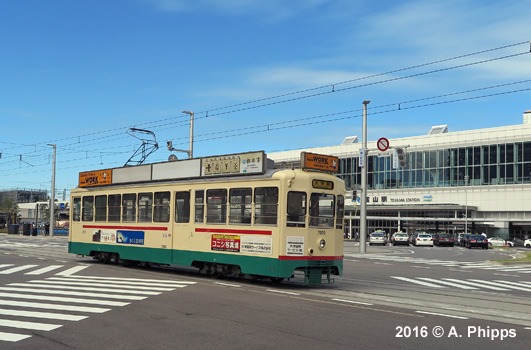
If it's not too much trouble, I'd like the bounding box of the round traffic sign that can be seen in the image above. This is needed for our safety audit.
[377,137,389,152]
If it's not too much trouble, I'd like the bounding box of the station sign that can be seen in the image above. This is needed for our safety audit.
[301,152,339,173]
[79,169,113,187]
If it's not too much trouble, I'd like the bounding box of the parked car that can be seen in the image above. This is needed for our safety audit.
[524,239,531,248]
[414,233,433,247]
[466,234,488,249]
[460,233,472,247]
[487,237,514,247]
[390,232,409,246]
[433,233,455,247]
[369,231,387,246]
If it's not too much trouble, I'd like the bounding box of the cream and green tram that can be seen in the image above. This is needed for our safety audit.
[69,152,345,283]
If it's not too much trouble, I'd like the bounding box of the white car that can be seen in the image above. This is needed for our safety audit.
[525,239,531,248]
[413,233,433,247]
[369,231,387,246]
[390,232,409,246]
[487,237,514,247]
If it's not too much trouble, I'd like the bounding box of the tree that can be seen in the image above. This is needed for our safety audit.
[0,199,19,225]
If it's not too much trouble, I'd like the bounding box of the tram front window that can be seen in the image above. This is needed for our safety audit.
[287,191,306,228]
[309,193,335,228]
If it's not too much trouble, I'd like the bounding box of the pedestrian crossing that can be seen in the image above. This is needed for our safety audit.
[392,276,531,292]
[345,253,531,273]
[0,275,197,343]
[0,264,89,276]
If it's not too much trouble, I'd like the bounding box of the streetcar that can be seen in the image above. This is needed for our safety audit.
[69,151,345,283]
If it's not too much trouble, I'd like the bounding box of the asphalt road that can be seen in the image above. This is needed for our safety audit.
[0,234,530,349]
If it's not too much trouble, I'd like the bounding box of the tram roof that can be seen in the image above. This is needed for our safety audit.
[75,150,340,189]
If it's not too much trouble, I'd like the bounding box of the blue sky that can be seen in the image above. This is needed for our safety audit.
[1,0,530,197]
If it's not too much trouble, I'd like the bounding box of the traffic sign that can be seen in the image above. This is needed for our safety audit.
[377,137,389,152]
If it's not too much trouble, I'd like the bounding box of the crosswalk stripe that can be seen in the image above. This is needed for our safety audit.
[48,276,189,288]
[55,265,89,276]
[0,292,130,307]
[0,308,87,321]
[25,265,63,275]
[0,331,32,342]
[26,279,177,291]
[0,300,110,313]
[60,275,197,285]
[391,276,446,288]
[469,279,531,292]
[417,277,478,289]
[0,319,61,331]
[442,279,509,291]
[0,264,14,269]
[0,265,38,274]
[0,287,146,300]
[7,283,161,295]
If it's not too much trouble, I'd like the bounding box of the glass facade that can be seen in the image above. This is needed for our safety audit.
[339,141,531,190]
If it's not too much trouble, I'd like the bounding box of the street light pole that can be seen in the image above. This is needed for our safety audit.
[359,100,370,253]
[47,144,56,237]
[464,174,469,234]
[182,111,194,159]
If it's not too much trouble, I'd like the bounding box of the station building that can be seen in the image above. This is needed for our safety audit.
[268,110,531,243]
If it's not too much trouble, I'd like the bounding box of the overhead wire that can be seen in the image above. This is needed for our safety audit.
[1,41,530,185]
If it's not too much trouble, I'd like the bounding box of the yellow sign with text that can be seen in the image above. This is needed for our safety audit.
[79,169,113,187]
[301,152,339,173]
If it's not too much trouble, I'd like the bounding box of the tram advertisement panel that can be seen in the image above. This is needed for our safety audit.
[79,169,112,187]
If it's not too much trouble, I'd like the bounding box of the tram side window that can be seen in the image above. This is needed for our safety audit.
[108,194,121,222]
[95,195,107,222]
[122,193,137,222]
[138,193,153,222]
[336,195,345,229]
[254,187,278,226]
[287,191,306,228]
[229,188,252,224]
[206,189,227,224]
[82,196,94,222]
[73,197,81,221]
[175,191,190,223]
[154,191,171,223]
[195,190,204,223]
[309,193,335,228]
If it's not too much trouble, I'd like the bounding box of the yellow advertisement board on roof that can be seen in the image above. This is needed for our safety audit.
[301,152,339,173]
[79,169,113,187]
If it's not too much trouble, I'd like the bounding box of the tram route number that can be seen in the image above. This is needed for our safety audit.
[318,231,326,235]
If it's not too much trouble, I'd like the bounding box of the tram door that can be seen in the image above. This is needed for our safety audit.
[172,191,192,252]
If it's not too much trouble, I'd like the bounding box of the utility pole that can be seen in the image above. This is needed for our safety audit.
[359,100,370,253]
[48,144,56,237]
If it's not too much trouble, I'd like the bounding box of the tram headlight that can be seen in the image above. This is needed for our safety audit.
[319,239,326,249]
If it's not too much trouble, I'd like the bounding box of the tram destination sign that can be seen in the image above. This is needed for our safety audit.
[301,152,339,173]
